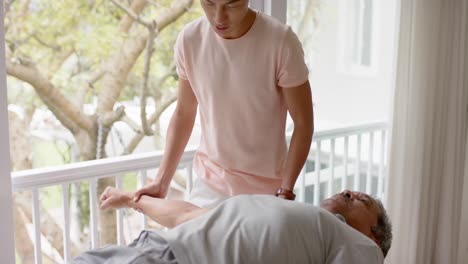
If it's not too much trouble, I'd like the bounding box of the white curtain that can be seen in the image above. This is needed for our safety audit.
[459,136,468,262]
[386,0,468,263]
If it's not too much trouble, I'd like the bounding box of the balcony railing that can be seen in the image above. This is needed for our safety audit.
[11,121,388,264]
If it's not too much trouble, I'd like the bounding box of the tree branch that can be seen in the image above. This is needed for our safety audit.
[36,92,81,134]
[118,0,147,33]
[121,62,176,139]
[96,0,193,113]
[140,21,159,136]
[123,93,177,155]
[48,48,75,79]
[121,114,143,134]
[157,0,194,30]
[75,69,105,109]
[102,105,126,127]
[32,33,62,51]
[110,0,152,28]
[151,65,176,97]
[6,59,93,133]
[7,32,35,52]
[145,0,163,9]
[18,0,30,17]
[4,0,18,14]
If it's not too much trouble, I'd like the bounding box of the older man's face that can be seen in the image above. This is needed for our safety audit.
[321,190,380,242]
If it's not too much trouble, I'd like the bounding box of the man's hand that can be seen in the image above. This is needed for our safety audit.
[99,187,133,210]
[133,180,169,202]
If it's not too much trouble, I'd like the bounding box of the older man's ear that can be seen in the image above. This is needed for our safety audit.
[370,230,381,247]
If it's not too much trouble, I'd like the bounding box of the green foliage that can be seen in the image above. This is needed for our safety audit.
[10,0,119,63]
[41,185,62,209]
[6,0,204,257]
[32,139,71,168]
[78,181,90,230]
[7,0,203,104]
[15,252,21,264]
[122,172,138,191]
[123,1,204,99]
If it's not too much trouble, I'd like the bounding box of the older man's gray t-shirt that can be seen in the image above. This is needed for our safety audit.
[164,195,383,264]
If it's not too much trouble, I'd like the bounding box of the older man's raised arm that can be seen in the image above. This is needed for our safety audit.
[99,187,210,228]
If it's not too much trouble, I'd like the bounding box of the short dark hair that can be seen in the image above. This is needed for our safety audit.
[371,198,392,257]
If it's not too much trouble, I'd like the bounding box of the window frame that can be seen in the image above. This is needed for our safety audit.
[337,0,381,77]
[0,0,18,262]
[250,0,287,23]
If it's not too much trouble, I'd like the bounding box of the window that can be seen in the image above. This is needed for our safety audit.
[1,1,399,261]
[286,0,398,203]
[337,0,380,76]
[286,0,396,126]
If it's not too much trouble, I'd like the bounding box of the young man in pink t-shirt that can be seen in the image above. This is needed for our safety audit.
[134,0,314,207]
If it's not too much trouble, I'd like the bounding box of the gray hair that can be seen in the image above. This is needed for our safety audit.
[371,198,392,257]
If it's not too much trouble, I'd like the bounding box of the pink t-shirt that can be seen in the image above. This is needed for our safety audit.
[174,12,309,196]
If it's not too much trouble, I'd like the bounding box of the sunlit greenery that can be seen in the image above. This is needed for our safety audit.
[7,1,203,260]
[7,0,203,111]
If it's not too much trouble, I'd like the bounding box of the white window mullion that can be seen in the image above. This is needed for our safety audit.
[0,0,17,262]
[250,0,287,23]
[264,0,287,23]
[249,0,264,12]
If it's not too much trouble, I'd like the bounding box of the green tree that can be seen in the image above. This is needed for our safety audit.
[5,0,202,262]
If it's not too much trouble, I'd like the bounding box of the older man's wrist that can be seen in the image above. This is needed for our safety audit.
[124,192,137,208]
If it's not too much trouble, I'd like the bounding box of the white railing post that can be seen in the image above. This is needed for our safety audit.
[378,131,386,197]
[354,134,362,190]
[342,136,349,191]
[62,183,71,263]
[366,132,374,194]
[0,0,17,261]
[32,188,43,264]
[314,141,322,205]
[298,166,306,202]
[328,139,336,197]
[138,170,148,230]
[116,175,124,246]
[89,179,99,248]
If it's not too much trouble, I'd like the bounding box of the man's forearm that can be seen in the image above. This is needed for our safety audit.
[282,124,314,190]
[281,81,314,193]
[156,109,196,186]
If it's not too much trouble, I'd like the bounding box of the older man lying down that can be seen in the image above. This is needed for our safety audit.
[72,188,392,264]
